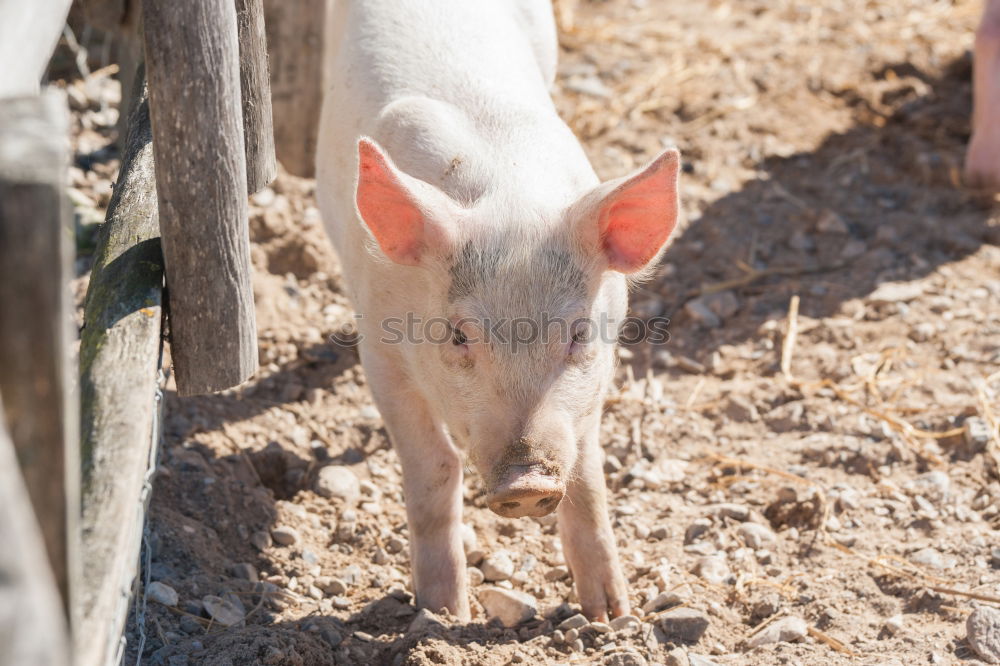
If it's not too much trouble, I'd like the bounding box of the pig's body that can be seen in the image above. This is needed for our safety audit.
[317,0,680,622]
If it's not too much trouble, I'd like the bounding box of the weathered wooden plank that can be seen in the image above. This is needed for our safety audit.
[142,0,259,396]
[79,0,133,32]
[263,0,328,177]
[235,0,277,193]
[0,90,80,617]
[77,67,165,666]
[0,0,73,96]
[0,396,71,666]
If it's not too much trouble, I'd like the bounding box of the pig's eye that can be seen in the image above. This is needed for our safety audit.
[452,327,468,347]
[569,322,589,354]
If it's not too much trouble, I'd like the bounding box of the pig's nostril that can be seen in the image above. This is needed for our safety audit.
[535,496,558,511]
[502,501,520,511]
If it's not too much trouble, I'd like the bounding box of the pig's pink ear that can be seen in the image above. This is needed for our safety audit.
[587,149,680,274]
[355,137,456,266]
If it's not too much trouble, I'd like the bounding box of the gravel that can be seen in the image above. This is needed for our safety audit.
[966,607,1000,665]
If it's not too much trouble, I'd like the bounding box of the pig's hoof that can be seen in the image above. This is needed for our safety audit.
[965,138,1000,193]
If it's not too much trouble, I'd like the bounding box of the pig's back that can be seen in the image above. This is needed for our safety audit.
[316,0,591,302]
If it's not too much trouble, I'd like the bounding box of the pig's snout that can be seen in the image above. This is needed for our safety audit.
[487,464,565,518]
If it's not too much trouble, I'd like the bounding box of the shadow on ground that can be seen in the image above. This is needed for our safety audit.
[627,54,998,372]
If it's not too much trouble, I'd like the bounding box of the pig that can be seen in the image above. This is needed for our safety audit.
[316,0,680,622]
[966,0,1000,191]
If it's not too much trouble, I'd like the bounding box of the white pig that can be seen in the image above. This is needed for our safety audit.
[316,0,680,622]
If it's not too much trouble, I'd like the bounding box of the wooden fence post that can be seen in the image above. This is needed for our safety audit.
[0,397,71,666]
[0,90,80,620]
[235,0,276,193]
[77,67,166,666]
[262,0,328,178]
[142,0,259,396]
[0,0,73,96]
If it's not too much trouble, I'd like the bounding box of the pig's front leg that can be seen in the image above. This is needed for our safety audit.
[362,349,470,620]
[557,425,630,621]
[966,0,1000,191]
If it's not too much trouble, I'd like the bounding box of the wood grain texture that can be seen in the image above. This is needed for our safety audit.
[0,398,71,666]
[263,0,328,177]
[77,69,164,666]
[79,0,133,32]
[0,0,73,96]
[235,0,277,193]
[0,90,80,618]
[142,0,259,396]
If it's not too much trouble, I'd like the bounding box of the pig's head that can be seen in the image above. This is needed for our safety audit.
[355,138,679,518]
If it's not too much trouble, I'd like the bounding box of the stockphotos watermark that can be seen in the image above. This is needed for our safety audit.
[332,313,671,347]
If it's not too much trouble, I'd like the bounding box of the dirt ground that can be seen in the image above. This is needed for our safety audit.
[61,0,1000,664]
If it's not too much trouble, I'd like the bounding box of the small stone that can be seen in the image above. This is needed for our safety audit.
[665,646,690,666]
[991,547,1000,569]
[468,567,485,586]
[840,239,867,259]
[737,523,776,549]
[884,614,904,635]
[965,417,991,452]
[570,638,585,652]
[868,281,924,303]
[707,503,750,521]
[408,608,446,634]
[723,396,758,423]
[685,519,712,544]
[331,596,351,610]
[373,548,389,565]
[601,648,648,666]
[909,322,936,342]
[703,291,739,320]
[481,551,515,582]
[566,75,612,98]
[315,577,348,596]
[179,616,202,634]
[147,581,178,607]
[315,466,361,504]
[658,608,710,643]
[910,547,945,569]
[967,606,1000,664]
[589,621,612,634]
[386,537,406,554]
[816,209,848,234]
[545,566,570,582]
[320,627,343,648]
[788,230,814,251]
[559,613,589,631]
[687,655,720,666]
[675,356,706,374]
[270,526,301,546]
[251,530,272,551]
[353,631,374,642]
[551,629,565,644]
[641,591,683,614]
[479,587,537,626]
[693,555,731,585]
[231,563,258,582]
[684,299,721,328]
[565,628,579,643]
[906,470,950,503]
[746,616,807,647]
[466,549,486,566]
[202,595,245,626]
[610,614,641,632]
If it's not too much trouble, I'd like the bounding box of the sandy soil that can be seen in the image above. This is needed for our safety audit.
[60,0,1000,664]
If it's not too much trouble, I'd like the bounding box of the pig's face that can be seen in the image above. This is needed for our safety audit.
[355,138,679,518]
[430,225,625,517]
